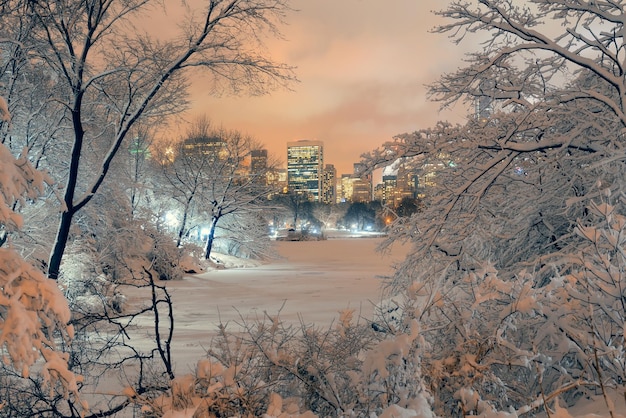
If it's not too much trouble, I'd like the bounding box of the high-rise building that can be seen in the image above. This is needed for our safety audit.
[351,163,372,203]
[287,139,324,201]
[397,165,418,200]
[267,168,288,194]
[321,164,336,204]
[250,149,268,173]
[351,177,372,203]
[182,135,225,158]
[382,174,398,206]
[338,164,373,203]
[339,174,353,203]
[379,159,420,206]
[373,183,385,203]
[250,149,269,184]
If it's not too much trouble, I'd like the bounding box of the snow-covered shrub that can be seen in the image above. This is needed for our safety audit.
[136,360,268,417]
[216,212,278,261]
[138,309,438,417]
[64,187,187,283]
[373,197,626,417]
[146,227,185,281]
[132,328,276,417]
[451,199,626,416]
[539,199,626,414]
[39,254,182,417]
[0,142,83,409]
[60,247,127,314]
[74,189,181,282]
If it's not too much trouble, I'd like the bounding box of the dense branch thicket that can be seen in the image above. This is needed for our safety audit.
[359,1,626,415]
[0,125,82,414]
[0,0,296,279]
[156,116,281,261]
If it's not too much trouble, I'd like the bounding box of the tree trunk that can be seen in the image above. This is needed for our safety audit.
[176,195,196,247]
[48,207,76,280]
[204,216,219,260]
[176,209,189,248]
[48,106,84,280]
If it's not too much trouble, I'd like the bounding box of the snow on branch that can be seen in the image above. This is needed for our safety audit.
[0,139,81,406]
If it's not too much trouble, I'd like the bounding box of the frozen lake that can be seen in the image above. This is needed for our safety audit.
[152,237,409,370]
[84,236,410,415]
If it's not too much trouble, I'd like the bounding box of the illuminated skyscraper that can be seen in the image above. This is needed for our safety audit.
[380,159,419,206]
[382,174,398,206]
[321,164,336,204]
[351,163,372,203]
[287,139,324,201]
[250,148,269,185]
[182,135,225,158]
[250,149,268,173]
[338,164,373,203]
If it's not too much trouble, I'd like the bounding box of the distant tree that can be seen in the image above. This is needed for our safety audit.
[0,0,295,279]
[124,126,155,218]
[158,117,280,260]
[341,202,376,231]
[395,197,421,218]
[275,191,314,229]
[216,211,278,260]
[313,201,346,229]
[156,117,216,249]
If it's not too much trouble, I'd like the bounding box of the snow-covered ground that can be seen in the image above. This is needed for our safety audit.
[158,235,409,372]
[124,235,624,417]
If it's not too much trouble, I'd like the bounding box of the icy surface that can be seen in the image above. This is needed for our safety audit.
[128,236,409,368]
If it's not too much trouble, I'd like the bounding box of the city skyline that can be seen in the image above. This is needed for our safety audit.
[174,0,474,177]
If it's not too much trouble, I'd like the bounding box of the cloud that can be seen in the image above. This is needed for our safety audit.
[186,0,471,176]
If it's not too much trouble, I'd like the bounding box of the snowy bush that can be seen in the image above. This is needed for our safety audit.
[73,189,186,282]
[59,248,126,314]
[371,197,626,417]
[67,220,185,288]
[146,229,185,281]
[0,142,83,409]
[133,309,438,417]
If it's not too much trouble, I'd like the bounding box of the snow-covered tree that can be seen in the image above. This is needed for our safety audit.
[0,0,295,280]
[0,113,82,413]
[360,1,626,415]
[134,310,436,417]
[273,190,316,229]
[361,1,626,289]
[341,201,378,231]
[158,117,280,260]
[0,2,67,165]
[214,211,278,260]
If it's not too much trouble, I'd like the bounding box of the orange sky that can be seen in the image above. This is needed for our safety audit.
[179,0,472,179]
